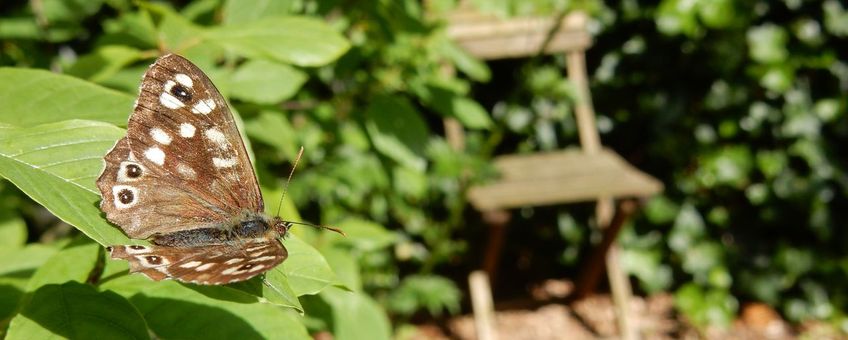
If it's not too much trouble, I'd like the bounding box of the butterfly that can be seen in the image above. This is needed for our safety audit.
[97,54,295,285]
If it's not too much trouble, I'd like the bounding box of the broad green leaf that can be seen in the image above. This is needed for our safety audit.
[0,18,42,40]
[413,82,492,129]
[436,37,491,82]
[0,68,133,127]
[7,282,149,340]
[282,234,339,296]
[0,244,58,325]
[222,0,300,24]
[319,244,361,290]
[129,281,309,339]
[42,0,105,23]
[98,11,158,48]
[206,16,350,67]
[245,110,298,160]
[66,46,144,83]
[747,24,789,64]
[0,210,26,249]
[142,3,206,54]
[335,218,397,253]
[321,288,392,340]
[222,269,302,312]
[0,244,58,277]
[365,95,429,171]
[26,242,101,292]
[0,120,129,246]
[230,60,307,104]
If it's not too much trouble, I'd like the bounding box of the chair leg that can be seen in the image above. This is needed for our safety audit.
[469,271,497,340]
[481,209,511,284]
[576,199,639,339]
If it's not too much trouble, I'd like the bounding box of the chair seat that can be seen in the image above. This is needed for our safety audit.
[468,148,663,211]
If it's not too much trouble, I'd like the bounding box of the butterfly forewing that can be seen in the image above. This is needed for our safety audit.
[97,54,263,238]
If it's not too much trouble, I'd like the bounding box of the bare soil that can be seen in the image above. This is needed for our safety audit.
[404,279,843,340]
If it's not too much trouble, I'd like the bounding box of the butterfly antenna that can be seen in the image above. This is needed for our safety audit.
[276,146,304,217]
[285,221,346,236]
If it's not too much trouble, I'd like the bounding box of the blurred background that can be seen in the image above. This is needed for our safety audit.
[0,0,846,338]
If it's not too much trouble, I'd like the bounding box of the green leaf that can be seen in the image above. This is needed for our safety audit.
[0,68,133,127]
[365,95,429,171]
[7,282,149,340]
[321,288,392,340]
[245,111,299,160]
[335,218,397,253]
[747,24,789,64]
[66,46,144,83]
[0,244,58,324]
[26,242,101,291]
[230,60,307,104]
[282,234,339,296]
[436,38,491,82]
[42,0,105,24]
[0,243,58,277]
[0,210,27,249]
[129,281,309,339]
[206,16,350,67]
[0,120,129,246]
[413,82,492,129]
[222,0,300,25]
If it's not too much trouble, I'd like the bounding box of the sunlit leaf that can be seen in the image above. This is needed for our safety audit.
[0,68,133,127]
[0,120,128,246]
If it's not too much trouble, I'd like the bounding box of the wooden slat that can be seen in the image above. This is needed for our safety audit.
[467,149,663,211]
[445,11,591,59]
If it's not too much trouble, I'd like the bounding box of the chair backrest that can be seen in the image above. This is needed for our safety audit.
[444,10,604,154]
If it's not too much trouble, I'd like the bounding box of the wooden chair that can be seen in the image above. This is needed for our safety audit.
[443,9,663,340]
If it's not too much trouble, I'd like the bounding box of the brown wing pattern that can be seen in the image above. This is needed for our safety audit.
[108,240,286,284]
[96,54,263,239]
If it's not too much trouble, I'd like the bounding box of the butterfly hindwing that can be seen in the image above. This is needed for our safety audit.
[108,240,287,285]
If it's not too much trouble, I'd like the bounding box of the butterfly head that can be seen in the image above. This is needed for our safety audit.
[270,216,293,238]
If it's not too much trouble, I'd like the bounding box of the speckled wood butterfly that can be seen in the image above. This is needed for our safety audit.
[97,54,295,285]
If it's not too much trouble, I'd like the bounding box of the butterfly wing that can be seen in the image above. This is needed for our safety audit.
[97,54,263,239]
[108,240,287,285]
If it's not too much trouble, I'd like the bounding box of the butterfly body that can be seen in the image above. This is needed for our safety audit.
[98,54,291,285]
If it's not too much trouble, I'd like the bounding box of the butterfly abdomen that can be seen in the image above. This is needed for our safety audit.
[151,217,270,247]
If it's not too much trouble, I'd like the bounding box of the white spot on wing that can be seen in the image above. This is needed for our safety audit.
[112,185,139,209]
[174,73,193,88]
[245,245,267,252]
[212,157,237,168]
[248,264,266,272]
[204,128,228,149]
[225,258,245,265]
[179,123,196,138]
[176,163,197,179]
[117,161,144,182]
[251,256,277,263]
[222,266,244,275]
[163,80,176,92]
[160,92,185,109]
[150,128,172,145]
[124,245,151,255]
[144,147,166,165]
[191,99,216,115]
[195,263,215,271]
[180,261,202,268]
[136,255,170,267]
